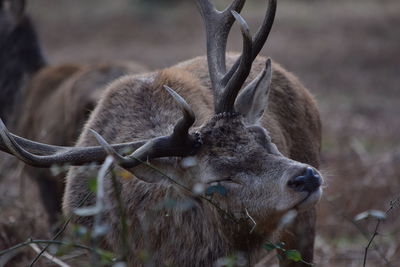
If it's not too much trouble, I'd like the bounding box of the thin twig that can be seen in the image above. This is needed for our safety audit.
[387,196,400,215]
[91,156,114,265]
[29,192,93,266]
[29,243,70,267]
[110,169,130,262]
[325,197,392,267]
[362,197,399,267]
[58,251,87,261]
[245,208,257,233]
[363,219,382,267]
[0,239,94,257]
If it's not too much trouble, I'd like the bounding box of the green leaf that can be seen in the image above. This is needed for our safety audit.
[97,249,117,264]
[263,242,277,251]
[284,250,302,262]
[205,184,227,197]
[138,250,150,263]
[88,178,97,193]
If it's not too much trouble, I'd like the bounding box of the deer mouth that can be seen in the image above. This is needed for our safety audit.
[294,188,322,211]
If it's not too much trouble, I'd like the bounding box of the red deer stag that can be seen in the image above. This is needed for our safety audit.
[0,0,147,226]
[0,0,323,266]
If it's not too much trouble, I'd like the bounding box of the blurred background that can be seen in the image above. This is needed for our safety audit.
[1,0,399,266]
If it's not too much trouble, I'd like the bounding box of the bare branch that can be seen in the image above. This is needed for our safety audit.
[363,219,383,267]
[29,192,93,266]
[29,243,70,267]
[0,239,94,257]
[245,208,257,233]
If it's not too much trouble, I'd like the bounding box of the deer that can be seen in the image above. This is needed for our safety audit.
[0,0,148,226]
[0,0,323,266]
[0,0,45,124]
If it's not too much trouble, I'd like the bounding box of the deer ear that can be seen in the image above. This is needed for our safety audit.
[234,58,273,125]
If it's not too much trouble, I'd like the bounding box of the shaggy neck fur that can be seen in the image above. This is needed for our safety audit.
[104,176,268,266]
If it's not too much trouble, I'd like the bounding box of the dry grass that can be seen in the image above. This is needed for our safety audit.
[0,0,399,266]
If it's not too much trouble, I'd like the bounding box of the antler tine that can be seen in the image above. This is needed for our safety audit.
[1,132,61,156]
[196,0,276,113]
[216,10,253,113]
[252,0,277,59]
[0,118,98,167]
[92,86,201,169]
[0,119,87,167]
[223,0,277,84]
[195,0,246,98]
[0,118,40,166]
[224,0,246,15]
[90,129,131,165]
[128,85,201,163]
[164,85,195,139]
[0,118,149,167]
[0,85,199,168]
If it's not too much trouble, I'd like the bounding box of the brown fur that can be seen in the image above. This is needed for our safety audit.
[14,62,148,225]
[0,0,150,227]
[64,54,322,266]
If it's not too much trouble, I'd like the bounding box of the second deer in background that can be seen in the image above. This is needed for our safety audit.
[0,0,148,226]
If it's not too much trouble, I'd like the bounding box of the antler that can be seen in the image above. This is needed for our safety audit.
[195,0,277,114]
[91,86,202,169]
[0,86,200,168]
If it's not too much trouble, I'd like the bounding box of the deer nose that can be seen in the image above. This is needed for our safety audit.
[287,167,322,193]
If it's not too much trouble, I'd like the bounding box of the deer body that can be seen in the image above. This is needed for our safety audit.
[15,63,148,225]
[0,1,323,265]
[0,0,148,225]
[64,55,321,266]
